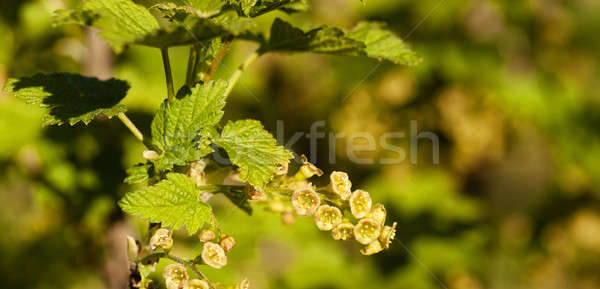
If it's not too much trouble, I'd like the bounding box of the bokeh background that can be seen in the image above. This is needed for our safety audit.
[1,0,600,288]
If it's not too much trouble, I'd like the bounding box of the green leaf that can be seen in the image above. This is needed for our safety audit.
[82,0,160,53]
[227,0,308,17]
[124,163,154,184]
[215,119,293,188]
[261,18,364,55]
[151,80,228,170]
[261,18,419,65]
[216,187,253,215]
[347,22,420,65]
[3,73,129,126]
[119,173,213,235]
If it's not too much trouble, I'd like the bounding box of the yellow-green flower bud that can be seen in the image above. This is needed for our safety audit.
[234,278,250,289]
[198,228,216,243]
[281,211,296,226]
[189,160,207,186]
[360,240,384,256]
[294,155,323,180]
[126,236,139,261]
[291,188,320,216]
[219,235,236,253]
[201,242,227,269]
[150,228,173,251]
[328,171,352,200]
[275,162,289,176]
[184,279,209,289]
[367,203,387,226]
[163,264,188,289]
[354,218,382,245]
[314,205,343,231]
[349,190,372,219]
[379,222,397,249]
[332,222,354,241]
[142,150,160,160]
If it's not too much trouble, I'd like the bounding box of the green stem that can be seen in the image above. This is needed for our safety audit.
[161,47,175,101]
[166,254,214,289]
[117,112,143,142]
[203,37,233,83]
[225,51,260,97]
[186,46,197,87]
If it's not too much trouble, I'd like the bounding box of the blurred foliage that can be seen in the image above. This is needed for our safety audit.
[1,0,600,289]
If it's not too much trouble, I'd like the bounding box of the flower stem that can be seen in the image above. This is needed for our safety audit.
[166,254,214,289]
[117,112,143,142]
[161,47,175,101]
[186,46,197,87]
[203,37,233,83]
[225,51,260,97]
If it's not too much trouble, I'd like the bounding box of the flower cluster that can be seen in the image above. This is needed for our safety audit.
[260,156,397,255]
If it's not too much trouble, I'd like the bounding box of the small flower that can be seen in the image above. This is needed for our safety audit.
[268,199,286,213]
[281,211,296,226]
[126,236,139,261]
[378,222,397,249]
[219,235,236,253]
[201,242,227,269]
[184,279,209,289]
[349,190,372,219]
[163,264,188,289]
[332,222,354,241]
[367,203,387,226]
[314,205,343,231]
[328,171,352,200]
[189,160,207,186]
[275,162,289,176]
[198,229,216,243]
[294,155,323,180]
[143,150,160,160]
[150,228,173,251]
[198,191,212,203]
[354,218,382,245]
[291,188,320,216]
[360,240,384,256]
[234,278,250,289]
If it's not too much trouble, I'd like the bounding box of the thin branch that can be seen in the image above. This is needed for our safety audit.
[225,51,260,97]
[166,255,215,289]
[203,37,233,83]
[117,112,143,142]
[161,48,175,101]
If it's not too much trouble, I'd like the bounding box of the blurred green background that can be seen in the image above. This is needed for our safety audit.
[1,0,600,289]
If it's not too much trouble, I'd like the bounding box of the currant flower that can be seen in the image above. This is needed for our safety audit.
[150,228,173,251]
[379,222,397,249]
[294,155,323,180]
[332,222,354,241]
[349,190,372,219]
[198,228,216,243]
[291,188,320,216]
[328,171,352,200]
[163,264,188,289]
[219,235,236,253]
[184,279,209,289]
[234,278,250,289]
[314,205,343,231]
[189,160,207,186]
[275,162,289,176]
[201,242,227,269]
[354,218,382,245]
[360,240,384,256]
[281,211,296,226]
[367,203,387,226]
[142,150,160,160]
[126,236,139,261]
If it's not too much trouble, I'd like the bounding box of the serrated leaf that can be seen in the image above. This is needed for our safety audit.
[3,73,129,126]
[158,0,225,17]
[124,163,154,184]
[347,22,420,65]
[261,18,364,55]
[227,0,308,17]
[261,18,419,65]
[119,173,213,235]
[215,119,293,188]
[151,80,227,170]
[83,0,160,53]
